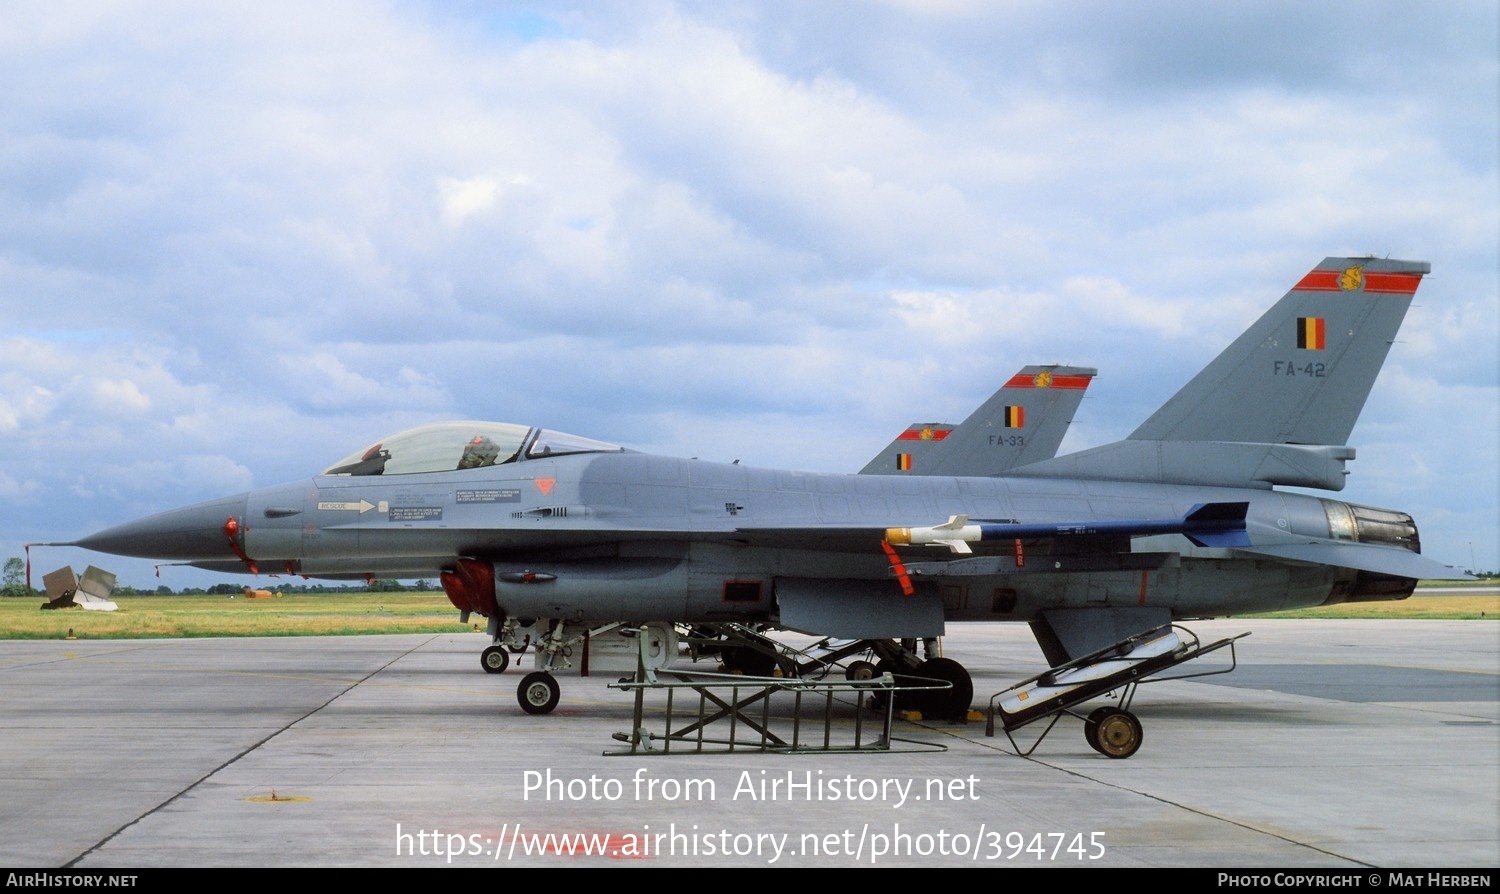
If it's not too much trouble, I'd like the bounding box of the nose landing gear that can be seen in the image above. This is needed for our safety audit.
[517,671,561,715]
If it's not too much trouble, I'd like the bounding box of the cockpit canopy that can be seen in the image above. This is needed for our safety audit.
[321,421,622,476]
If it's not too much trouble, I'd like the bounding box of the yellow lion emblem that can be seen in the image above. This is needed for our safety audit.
[1033,370,1053,388]
[1339,265,1364,291]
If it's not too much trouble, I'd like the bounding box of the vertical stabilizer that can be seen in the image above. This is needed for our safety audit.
[860,422,956,475]
[860,365,1094,476]
[1129,257,1428,445]
[1008,258,1429,489]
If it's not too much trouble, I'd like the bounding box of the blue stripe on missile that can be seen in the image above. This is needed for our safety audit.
[969,502,1250,548]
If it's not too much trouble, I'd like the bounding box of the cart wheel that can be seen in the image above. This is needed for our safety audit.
[481,645,510,674]
[1090,708,1143,758]
[1082,706,1114,754]
[845,660,877,682]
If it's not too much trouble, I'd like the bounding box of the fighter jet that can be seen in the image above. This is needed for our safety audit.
[68,257,1469,740]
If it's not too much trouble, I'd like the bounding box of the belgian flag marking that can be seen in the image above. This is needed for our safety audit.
[1297,317,1326,350]
[1003,406,1025,428]
[896,453,912,471]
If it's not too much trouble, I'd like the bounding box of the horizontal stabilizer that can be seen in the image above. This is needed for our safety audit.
[1007,441,1355,491]
[1236,542,1473,581]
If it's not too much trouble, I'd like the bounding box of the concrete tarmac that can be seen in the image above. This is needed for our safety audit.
[1,619,1495,869]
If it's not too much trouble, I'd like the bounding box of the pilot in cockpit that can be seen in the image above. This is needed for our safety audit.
[457,435,502,469]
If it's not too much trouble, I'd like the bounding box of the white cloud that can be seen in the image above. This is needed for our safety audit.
[0,1,1494,584]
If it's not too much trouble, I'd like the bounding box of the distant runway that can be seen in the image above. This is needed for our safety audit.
[1415,585,1500,596]
[1,619,1495,868]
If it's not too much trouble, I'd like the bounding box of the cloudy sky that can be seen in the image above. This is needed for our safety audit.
[3,1,1496,590]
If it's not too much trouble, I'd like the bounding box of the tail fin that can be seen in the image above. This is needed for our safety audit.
[860,422,956,475]
[1010,258,1429,490]
[860,365,1095,476]
[1131,257,1428,445]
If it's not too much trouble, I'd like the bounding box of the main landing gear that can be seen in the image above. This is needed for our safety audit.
[904,656,974,721]
[482,620,981,721]
[802,637,974,721]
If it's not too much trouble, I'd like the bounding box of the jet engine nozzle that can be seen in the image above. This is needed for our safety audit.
[1321,499,1422,553]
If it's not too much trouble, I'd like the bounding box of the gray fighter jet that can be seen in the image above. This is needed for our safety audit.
[69,257,1469,737]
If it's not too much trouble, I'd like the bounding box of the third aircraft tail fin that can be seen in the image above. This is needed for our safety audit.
[860,365,1094,477]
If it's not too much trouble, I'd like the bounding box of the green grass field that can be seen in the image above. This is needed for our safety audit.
[0,592,478,640]
[0,585,1494,640]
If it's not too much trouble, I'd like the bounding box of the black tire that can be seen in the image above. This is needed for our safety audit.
[1083,706,1114,754]
[1090,708,1143,759]
[845,660,877,682]
[912,657,973,720]
[481,645,510,674]
[517,672,560,715]
[868,658,911,710]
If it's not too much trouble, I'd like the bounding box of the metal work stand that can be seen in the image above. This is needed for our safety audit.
[605,627,949,756]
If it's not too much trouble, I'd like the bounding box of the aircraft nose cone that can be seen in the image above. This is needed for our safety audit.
[74,492,251,561]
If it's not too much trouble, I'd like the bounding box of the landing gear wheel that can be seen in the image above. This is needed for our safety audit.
[507,634,531,654]
[1083,707,1114,754]
[481,645,510,674]
[1089,708,1143,758]
[845,660,877,682]
[869,658,913,710]
[912,657,974,720]
[517,672,560,715]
